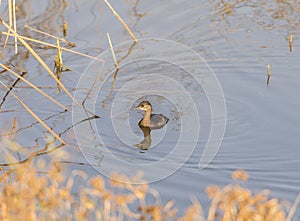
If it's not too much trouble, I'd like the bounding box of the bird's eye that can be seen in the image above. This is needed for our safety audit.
[141,104,144,107]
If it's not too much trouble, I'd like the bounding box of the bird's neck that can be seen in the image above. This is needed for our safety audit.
[141,109,152,127]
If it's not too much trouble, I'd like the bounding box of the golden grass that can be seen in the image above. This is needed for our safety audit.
[0,159,294,221]
[206,169,287,221]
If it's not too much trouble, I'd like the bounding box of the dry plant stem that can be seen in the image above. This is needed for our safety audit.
[24,24,73,46]
[12,0,17,54]
[11,117,17,142]
[1,19,79,106]
[106,32,119,70]
[207,188,222,221]
[0,0,13,58]
[8,0,17,54]
[63,21,67,37]
[8,0,12,30]
[289,32,293,45]
[1,31,104,62]
[266,64,271,86]
[0,80,65,144]
[289,32,293,52]
[286,193,300,221]
[104,0,138,42]
[0,63,68,110]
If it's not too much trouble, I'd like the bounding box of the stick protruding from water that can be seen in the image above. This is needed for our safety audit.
[103,0,138,43]
[107,32,119,70]
[266,64,271,87]
[289,32,293,53]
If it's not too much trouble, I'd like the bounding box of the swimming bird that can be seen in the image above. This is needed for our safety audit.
[134,101,169,129]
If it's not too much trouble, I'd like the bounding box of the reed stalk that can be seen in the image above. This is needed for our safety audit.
[103,0,138,42]
[24,24,74,47]
[1,31,104,62]
[12,0,17,54]
[106,32,119,70]
[0,63,68,110]
[0,19,79,105]
[289,32,293,52]
[266,64,271,86]
[0,80,65,144]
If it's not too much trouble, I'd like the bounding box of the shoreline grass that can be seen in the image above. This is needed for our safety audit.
[0,163,294,221]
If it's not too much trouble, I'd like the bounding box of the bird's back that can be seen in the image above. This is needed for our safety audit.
[149,114,169,129]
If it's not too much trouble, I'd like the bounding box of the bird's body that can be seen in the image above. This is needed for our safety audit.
[135,101,169,129]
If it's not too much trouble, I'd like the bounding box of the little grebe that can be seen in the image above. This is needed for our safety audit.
[134,101,169,129]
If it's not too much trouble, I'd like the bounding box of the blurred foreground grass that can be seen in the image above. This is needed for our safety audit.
[0,159,293,221]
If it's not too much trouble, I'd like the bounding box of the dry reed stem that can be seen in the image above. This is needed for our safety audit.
[289,32,293,52]
[12,0,17,54]
[207,186,223,221]
[55,38,64,72]
[266,64,271,86]
[289,32,293,44]
[8,0,12,32]
[11,117,17,142]
[267,64,271,77]
[103,0,138,42]
[24,24,74,46]
[0,19,79,106]
[0,63,68,110]
[0,80,65,144]
[106,32,119,70]
[1,31,104,62]
[0,0,13,58]
[8,0,18,54]
[286,193,300,221]
[63,21,67,37]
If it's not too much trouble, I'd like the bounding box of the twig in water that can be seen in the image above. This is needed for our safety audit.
[286,193,300,221]
[289,32,293,53]
[12,0,17,54]
[106,32,119,70]
[266,64,271,86]
[103,0,138,42]
[63,21,67,37]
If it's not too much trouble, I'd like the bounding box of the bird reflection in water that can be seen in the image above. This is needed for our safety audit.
[134,125,151,150]
[134,101,169,150]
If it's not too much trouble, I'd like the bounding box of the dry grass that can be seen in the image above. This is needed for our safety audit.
[206,169,287,221]
[0,162,294,221]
